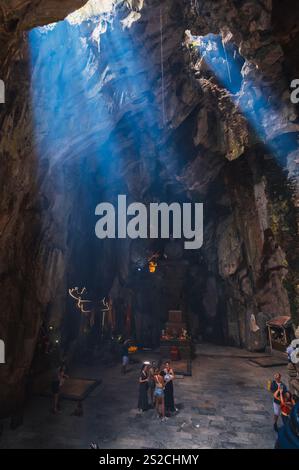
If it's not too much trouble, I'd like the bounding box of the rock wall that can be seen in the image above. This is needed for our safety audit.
[0,0,298,416]
[0,0,89,417]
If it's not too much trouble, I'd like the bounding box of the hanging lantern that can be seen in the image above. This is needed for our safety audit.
[149,261,157,273]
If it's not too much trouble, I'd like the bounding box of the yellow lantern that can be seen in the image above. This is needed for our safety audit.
[149,261,157,273]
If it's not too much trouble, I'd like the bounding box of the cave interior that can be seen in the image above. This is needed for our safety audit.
[0,0,299,419]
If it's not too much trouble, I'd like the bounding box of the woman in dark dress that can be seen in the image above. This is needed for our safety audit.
[163,361,176,416]
[138,363,149,412]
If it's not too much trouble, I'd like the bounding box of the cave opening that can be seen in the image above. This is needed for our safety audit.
[0,0,299,446]
[26,2,228,369]
[185,30,245,94]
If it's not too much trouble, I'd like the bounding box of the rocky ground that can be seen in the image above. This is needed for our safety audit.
[0,344,282,449]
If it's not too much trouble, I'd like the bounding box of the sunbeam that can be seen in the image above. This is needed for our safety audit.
[187,31,299,164]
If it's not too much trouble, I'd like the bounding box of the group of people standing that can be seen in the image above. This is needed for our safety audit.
[138,361,178,422]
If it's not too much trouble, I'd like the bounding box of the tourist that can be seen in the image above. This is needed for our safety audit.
[138,363,149,412]
[273,389,296,425]
[51,363,68,414]
[148,361,157,407]
[154,369,167,421]
[121,339,130,374]
[270,373,287,432]
[163,361,177,416]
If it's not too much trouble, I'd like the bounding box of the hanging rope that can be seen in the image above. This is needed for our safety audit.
[160,6,166,127]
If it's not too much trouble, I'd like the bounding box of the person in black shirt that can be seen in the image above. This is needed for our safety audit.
[162,361,177,416]
[138,364,149,412]
[270,373,287,432]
